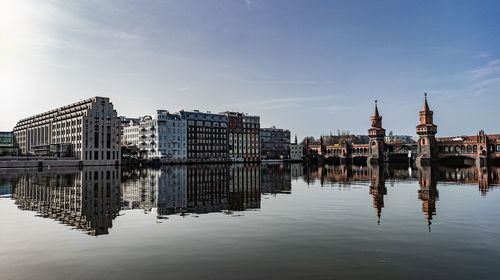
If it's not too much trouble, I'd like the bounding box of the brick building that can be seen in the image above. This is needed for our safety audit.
[222,112,261,162]
[179,110,228,163]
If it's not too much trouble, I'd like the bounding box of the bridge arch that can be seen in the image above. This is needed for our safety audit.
[439,154,477,167]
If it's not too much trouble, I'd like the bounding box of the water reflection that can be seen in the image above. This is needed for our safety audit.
[1,167,121,235]
[0,163,498,236]
[121,164,262,218]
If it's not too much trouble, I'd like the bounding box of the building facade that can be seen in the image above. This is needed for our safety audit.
[179,110,228,163]
[13,97,121,165]
[222,112,261,162]
[122,110,187,161]
[0,131,18,156]
[290,135,303,161]
[260,126,291,160]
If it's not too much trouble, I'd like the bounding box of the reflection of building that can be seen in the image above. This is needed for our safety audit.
[11,167,121,235]
[290,163,304,179]
[13,97,121,165]
[260,126,291,160]
[261,164,291,194]
[303,165,370,186]
[369,164,387,224]
[120,165,261,217]
[186,165,230,213]
[417,165,439,231]
[157,166,188,215]
[228,164,261,211]
[121,168,160,212]
[437,165,500,196]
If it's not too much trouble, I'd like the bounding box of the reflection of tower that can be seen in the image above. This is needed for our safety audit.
[478,166,490,196]
[368,100,386,164]
[369,163,387,224]
[416,93,438,165]
[417,165,439,231]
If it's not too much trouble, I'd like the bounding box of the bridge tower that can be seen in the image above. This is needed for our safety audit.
[368,100,386,164]
[416,93,438,165]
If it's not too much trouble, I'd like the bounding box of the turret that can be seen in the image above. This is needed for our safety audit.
[416,93,438,165]
[368,100,386,164]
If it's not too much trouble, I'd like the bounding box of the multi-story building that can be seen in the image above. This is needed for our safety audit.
[260,126,291,160]
[122,110,187,161]
[13,97,121,165]
[221,112,260,162]
[179,110,228,163]
[290,135,303,161]
[0,131,18,156]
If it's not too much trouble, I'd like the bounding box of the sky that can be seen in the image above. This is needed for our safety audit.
[1,0,499,139]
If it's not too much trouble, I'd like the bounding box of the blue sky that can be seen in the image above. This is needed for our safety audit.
[1,0,499,139]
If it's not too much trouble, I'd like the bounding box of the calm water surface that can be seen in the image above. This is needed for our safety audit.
[0,163,499,280]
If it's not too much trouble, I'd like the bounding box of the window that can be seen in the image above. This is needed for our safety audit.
[94,151,98,160]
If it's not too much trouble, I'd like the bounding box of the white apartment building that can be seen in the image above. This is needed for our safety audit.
[13,97,121,165]
[122,110,187,161]
[290,143,303,161]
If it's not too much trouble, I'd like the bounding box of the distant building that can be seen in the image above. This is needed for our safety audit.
[0,131,18,156]
[260,126,291,159]
[385,134,415,144]
[122,110,187,161]
[290,135,303,161]
[13,97,121,165]
[221,111,261,162]
[179,110,229,162]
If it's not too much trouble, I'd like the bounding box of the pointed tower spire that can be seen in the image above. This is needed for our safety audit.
[374,100,380,117]
[422,92,430,112]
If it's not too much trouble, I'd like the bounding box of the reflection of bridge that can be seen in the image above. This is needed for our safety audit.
[302,163,499,229]
[305,94,499,166]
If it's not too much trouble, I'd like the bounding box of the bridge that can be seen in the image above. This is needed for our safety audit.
[305,94,499,166]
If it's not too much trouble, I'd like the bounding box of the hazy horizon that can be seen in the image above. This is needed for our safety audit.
[1,0,499,139]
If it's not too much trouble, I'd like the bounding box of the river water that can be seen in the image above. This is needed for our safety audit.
[0,163,499,280]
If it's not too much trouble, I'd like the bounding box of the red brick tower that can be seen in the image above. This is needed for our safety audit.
[416,93,438,165]
[368,100,386,164]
